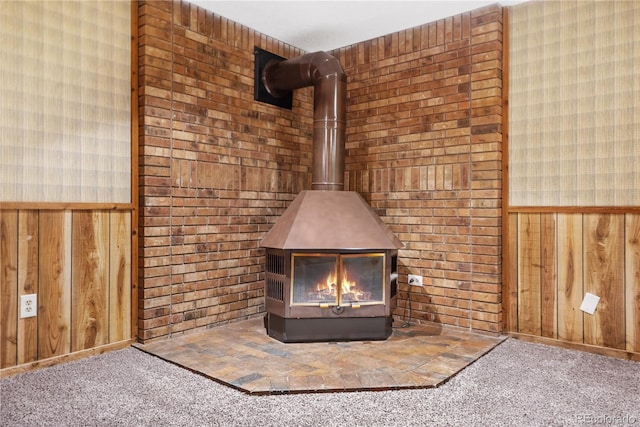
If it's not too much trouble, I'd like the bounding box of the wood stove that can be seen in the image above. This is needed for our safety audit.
[256,49,402,342]
[261,190,401,342]
[264,248,397,342]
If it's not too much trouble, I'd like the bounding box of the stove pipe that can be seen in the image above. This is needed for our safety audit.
[262,51,346,191]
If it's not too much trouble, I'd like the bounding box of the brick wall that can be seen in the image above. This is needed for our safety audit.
[332,5,504,332]
[137,1,504,341]
[138,0,313,341]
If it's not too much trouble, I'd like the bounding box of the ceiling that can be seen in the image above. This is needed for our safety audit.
[190,1,525,52]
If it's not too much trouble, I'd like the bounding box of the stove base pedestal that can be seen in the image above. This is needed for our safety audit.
[266,314,392,343]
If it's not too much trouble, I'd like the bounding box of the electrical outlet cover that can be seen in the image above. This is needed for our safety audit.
[580,292,600,315]
[408,274,423,286]
[20,294,37,319]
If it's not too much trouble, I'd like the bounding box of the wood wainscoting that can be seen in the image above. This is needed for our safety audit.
[504,211,640,359]
[1,208,133,372]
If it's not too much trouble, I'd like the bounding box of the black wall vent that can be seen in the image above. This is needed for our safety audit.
[254,47,293,109]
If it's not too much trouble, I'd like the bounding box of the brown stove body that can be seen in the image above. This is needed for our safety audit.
[264,247,397,342]
[262,191,400,342]
[257,50,402,342]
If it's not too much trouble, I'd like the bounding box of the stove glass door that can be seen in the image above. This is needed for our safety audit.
[291,253,385,306]
[339,253,384,306]
[291,254,338,305]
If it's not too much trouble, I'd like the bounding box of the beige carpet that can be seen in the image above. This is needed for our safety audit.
[1,338,639,426]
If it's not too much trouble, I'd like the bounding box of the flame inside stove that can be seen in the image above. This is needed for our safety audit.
[315,272,337,295]
[315,269,367,301]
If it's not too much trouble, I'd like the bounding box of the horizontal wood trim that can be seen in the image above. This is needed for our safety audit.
[1,202,134,211]
[0,339,135,379]
[507,333,640,362]
[508,206,640,214]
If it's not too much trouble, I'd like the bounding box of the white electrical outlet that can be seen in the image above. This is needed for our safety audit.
[20,294,37,318]
[408,274,423,286]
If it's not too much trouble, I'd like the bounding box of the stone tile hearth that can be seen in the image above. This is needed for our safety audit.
[134,317,505,395]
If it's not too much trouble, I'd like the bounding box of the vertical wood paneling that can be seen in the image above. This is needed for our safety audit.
[38,211,71,359]
[17,211,38,364]
[518,213,541,335]
[540,213,557,338]
[129,0,139,341]
[583,214,625,349]
[626,214,640,352]
[0,211,18,368]
[71,211,109,351]
[557,213,583,343]
[510,212,638,356]
[1,208,133,370]
[504,213,519,331]
[109,211,131,343]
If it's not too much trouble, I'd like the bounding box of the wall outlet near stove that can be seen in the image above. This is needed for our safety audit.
[408,274,423,286]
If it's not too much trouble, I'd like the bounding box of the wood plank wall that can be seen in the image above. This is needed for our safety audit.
[0,209,131,369]
[504,212,640,355]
